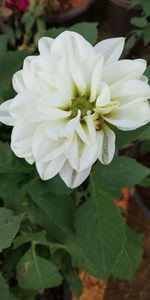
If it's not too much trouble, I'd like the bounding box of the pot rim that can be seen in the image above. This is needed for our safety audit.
[46,0,96,24]
[109,0,132,8]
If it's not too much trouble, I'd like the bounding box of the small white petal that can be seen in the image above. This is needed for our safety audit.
[22,56,37,88]
[102,59,146,85]
[12,70,26,93]
[38,107,71,120]
[94,37,125,65]
[98,124,116,164]
[104,100,150,130]
[51,31,94,61]
[44,120,67,140]
[66,133,79,170]
[11,121,37,159]
[36,155,66,180]
[32,124,72,162]
[65,110,81,137]
[76,121,89,144]
[90,55,104,101]
[59,160,91,188]
[96,83,111,106]
[0,100,16,125]
[110,79,150,107]
[38,37,54,55]
[10,91,37,121]
[84,115,97,141]
[37,91,71,111]
[25,156,34,164]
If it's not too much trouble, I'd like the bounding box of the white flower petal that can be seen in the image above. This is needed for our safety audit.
[12,70,26,93]
[78,142,98,172]
[11,121,37,159]
[84,115,97,141]
[38,107,71,120]
[37,91,71,109]
[68,49,86,95]
[59,160,91,188]
[76,121,89,144]
[32,124,71,162]
[98,124,116,164]
[51,31,94,61]
[66,132,97,172]
[10,91,35,120]
[36,155,66,180]
[102,59,146,85]
[66,133,79,170]
[110,79,150,107]
[25,156,34,164]
[141,75,148,83]
[38,37,54,55]
[53,55,75,99]
[96,83,111,106]
[44,120,67,140]
[105,100,150,130]
[90,55,104,101]
[0,99,16,125]
[65,110,81,136]
[94,37,125,65]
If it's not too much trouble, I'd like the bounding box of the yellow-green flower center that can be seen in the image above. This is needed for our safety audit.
[70,96,94,118]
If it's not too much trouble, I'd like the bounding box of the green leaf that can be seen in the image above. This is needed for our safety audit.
[140,140,150,155]
[131,17,148,28]
[0,208,24,252]
[0,142,33,174]
[143,26,150,46]
[66,160,144,281]
[0,173,28,214]
[51,249,82,298]
[26,179,74,242]
[46,22,98,45]
[13,231,49,249]
[0,51,30,99]
[67,171,126,281]
[116,123,150,148]
[25,17,35,33]
[63,264,82,299]
[112,227,143,279]
[16,247,62,290]
[69,22,98,45]
[0,273,18,300]
[138,0,150,16]
[93,156,149,189]
[23,176,70,196]
[139,177,150,188]
[0,34,9,53]
[21,12,31,23]
[125,35,136,53]
[34,4,44,17]
[139,123,150,140]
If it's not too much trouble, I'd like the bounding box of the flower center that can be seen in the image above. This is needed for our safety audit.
[70,96,94,119]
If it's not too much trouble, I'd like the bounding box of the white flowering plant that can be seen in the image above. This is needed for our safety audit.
[0,26,150,299]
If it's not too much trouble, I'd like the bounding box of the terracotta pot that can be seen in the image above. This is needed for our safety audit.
[109,0,132,8]
[46,0,96,24]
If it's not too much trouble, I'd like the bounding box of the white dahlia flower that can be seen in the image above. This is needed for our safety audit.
[0,32,150,188]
